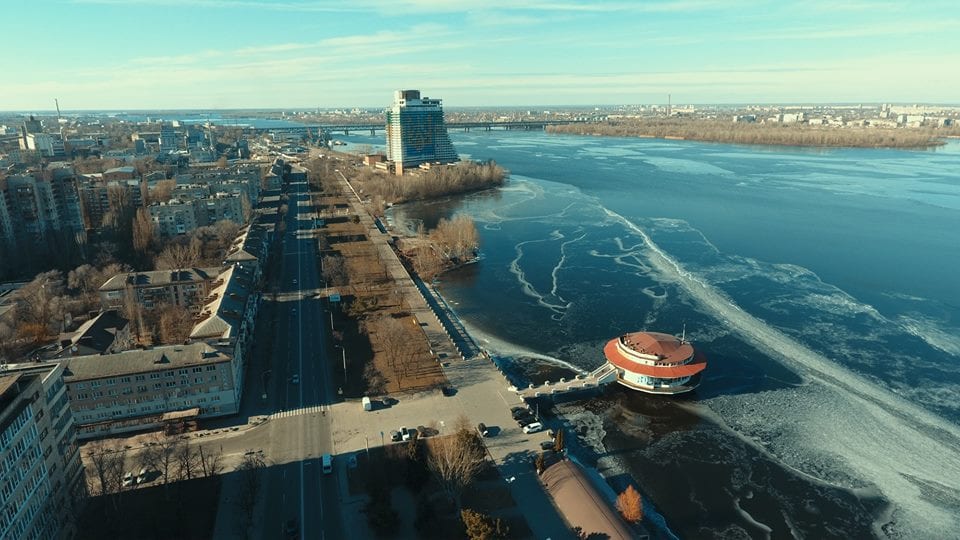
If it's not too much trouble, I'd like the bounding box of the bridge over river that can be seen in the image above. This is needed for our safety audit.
[244,119,590,136]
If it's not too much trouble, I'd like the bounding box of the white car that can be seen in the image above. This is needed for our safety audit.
[290,374,300,384]
[400,426,411,441]
[122,472,135,487]
[136,468,149,484]
[522,422,544,434]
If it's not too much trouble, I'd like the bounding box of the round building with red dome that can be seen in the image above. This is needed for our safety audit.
[603,331,707,394]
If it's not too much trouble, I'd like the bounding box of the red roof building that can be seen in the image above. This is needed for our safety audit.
[603,331,706,394]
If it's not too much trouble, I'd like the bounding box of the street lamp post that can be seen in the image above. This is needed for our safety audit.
[335,345,346,380]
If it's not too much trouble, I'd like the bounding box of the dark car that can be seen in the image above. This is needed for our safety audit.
[441,386,457,397]
[540,440,555,451]
[517,416,536,428]
[477,423,489,437]
[511,408,532,420]
[283,518,299,538]
[390,430,401,442]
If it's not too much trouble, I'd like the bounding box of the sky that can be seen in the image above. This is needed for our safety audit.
[4,0,960,110]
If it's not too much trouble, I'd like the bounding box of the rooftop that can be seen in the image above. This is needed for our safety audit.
[61,342,230,381]
[189,264,254,340]
[99,267,221,291]
[540,459,636,540]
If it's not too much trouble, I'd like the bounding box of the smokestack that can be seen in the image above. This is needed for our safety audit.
[667,94,671,117]
[55,98,61,120]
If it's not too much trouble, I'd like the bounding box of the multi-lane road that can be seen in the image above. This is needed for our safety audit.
[257,178,341,539]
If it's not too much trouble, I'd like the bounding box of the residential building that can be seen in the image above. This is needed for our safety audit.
[189,263,258,395]
[61,342,238,439]
[385,89,458,174]
[77,176,146,229]
[51,310,132,358]
[148,199,201,236]
[0,362,84,540]
[98,267,221,313]
[0,167,85,253]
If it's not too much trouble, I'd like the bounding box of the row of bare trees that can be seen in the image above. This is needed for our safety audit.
[85,433,224,503]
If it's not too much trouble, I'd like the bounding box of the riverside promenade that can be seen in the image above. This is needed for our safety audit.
[331,174,576,539]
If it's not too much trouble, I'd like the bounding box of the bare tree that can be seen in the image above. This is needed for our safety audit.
[236,452,266,533]
[321,254,348,286]
[132,207,157,255]
[426,417,487,509]
[175,442,200,481]
[154,302,194,344]
[122,283,145,342]
[154,243,200,270]
[85,439,115,497]
[198,445,224,477]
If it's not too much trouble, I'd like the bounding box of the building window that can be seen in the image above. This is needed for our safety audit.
[206,365,216,371]
[209,375,217,382]
[150,373,160,380]
[192,367,202,373]
[137,385,147,393]
[135,375,146,381]
[166,381,176,387]
[106,378,116,385]
[194,377,203,384]
[153,383,162,390]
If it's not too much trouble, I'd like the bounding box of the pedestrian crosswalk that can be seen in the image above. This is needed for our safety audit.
[270,404,327,419]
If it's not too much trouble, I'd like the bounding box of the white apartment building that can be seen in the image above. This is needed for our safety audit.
[0,362,84,540]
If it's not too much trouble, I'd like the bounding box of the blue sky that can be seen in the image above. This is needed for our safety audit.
[4,0,959,110]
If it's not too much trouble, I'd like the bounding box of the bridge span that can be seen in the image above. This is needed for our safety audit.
[243,119,589,135]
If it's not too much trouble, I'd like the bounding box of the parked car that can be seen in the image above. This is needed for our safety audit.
[322,453,333,474]
[390,430,401,442]
[400,426,411,441]
[516,415,536,427]
[122,472,134,487]
[136,468,149,484]
[512,408,533,420]
[522,422,544,434]
[441,386,456,397]
[540,440,555,451]
[361,396,372,411]
[290,374,299,384]
[477,423,489,437]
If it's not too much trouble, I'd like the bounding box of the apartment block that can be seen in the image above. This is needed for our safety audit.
[62,343,238,439]
[98,267,221,313]
[0,166,85,253]
[0,362,84,540]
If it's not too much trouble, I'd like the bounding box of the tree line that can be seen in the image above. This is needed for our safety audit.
[353,160,507,206]
[548,118,950,148]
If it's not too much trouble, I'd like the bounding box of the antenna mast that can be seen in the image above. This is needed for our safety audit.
[681,322,686,343]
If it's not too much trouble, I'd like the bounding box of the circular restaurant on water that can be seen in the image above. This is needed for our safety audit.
[603,331,707,394]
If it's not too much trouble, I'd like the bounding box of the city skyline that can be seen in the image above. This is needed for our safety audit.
[5,1,960,110]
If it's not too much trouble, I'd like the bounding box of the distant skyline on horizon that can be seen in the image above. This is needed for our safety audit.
[5,1,960,110]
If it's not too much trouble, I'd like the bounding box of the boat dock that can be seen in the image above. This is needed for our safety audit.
[509,362,620,400]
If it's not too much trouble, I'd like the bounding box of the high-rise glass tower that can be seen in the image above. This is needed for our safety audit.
[385,90,458,173]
